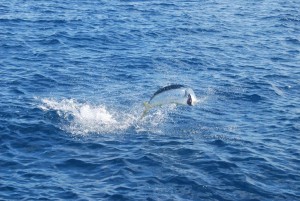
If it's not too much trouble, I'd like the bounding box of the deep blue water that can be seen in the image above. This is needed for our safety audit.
[1,0,300,200]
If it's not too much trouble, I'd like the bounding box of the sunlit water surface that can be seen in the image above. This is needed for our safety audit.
[0,0,299,200]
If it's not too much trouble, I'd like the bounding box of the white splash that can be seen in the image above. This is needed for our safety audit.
[39,98,172,135]
[40,98,137,135]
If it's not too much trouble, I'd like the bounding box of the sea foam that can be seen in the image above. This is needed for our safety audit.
[39,98,172,135]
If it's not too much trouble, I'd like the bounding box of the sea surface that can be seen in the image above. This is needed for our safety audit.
[1,0,299,200]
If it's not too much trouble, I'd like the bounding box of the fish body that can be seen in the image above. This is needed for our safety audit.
[141,84,197,118]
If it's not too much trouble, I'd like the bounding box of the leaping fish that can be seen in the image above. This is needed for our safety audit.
[142,84,197,118]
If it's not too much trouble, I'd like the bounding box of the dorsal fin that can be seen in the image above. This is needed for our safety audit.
[151,84,186,100]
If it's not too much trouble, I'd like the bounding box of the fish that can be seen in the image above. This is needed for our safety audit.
[141,84,197,118]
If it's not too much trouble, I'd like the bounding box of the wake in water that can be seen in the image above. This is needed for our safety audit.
[39,98,173,135]
[38,86,213,135]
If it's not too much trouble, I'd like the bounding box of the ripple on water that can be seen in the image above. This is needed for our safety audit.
[1,0,300,200]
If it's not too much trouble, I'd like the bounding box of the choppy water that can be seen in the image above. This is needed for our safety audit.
[1,0,300,200]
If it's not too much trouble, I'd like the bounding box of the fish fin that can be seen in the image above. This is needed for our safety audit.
[140,102,152,119]
[143,102,151,108]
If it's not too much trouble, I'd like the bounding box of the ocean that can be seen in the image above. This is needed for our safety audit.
[0,0,299,200]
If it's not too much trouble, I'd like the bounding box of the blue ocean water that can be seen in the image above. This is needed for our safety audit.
[1,0,299,200]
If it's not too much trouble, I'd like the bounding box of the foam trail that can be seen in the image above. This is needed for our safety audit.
[40,98,135,135]
[39,95,209,135]
[39,98,172,135]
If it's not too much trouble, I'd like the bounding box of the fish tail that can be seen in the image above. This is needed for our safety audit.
[140,102,151,119]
